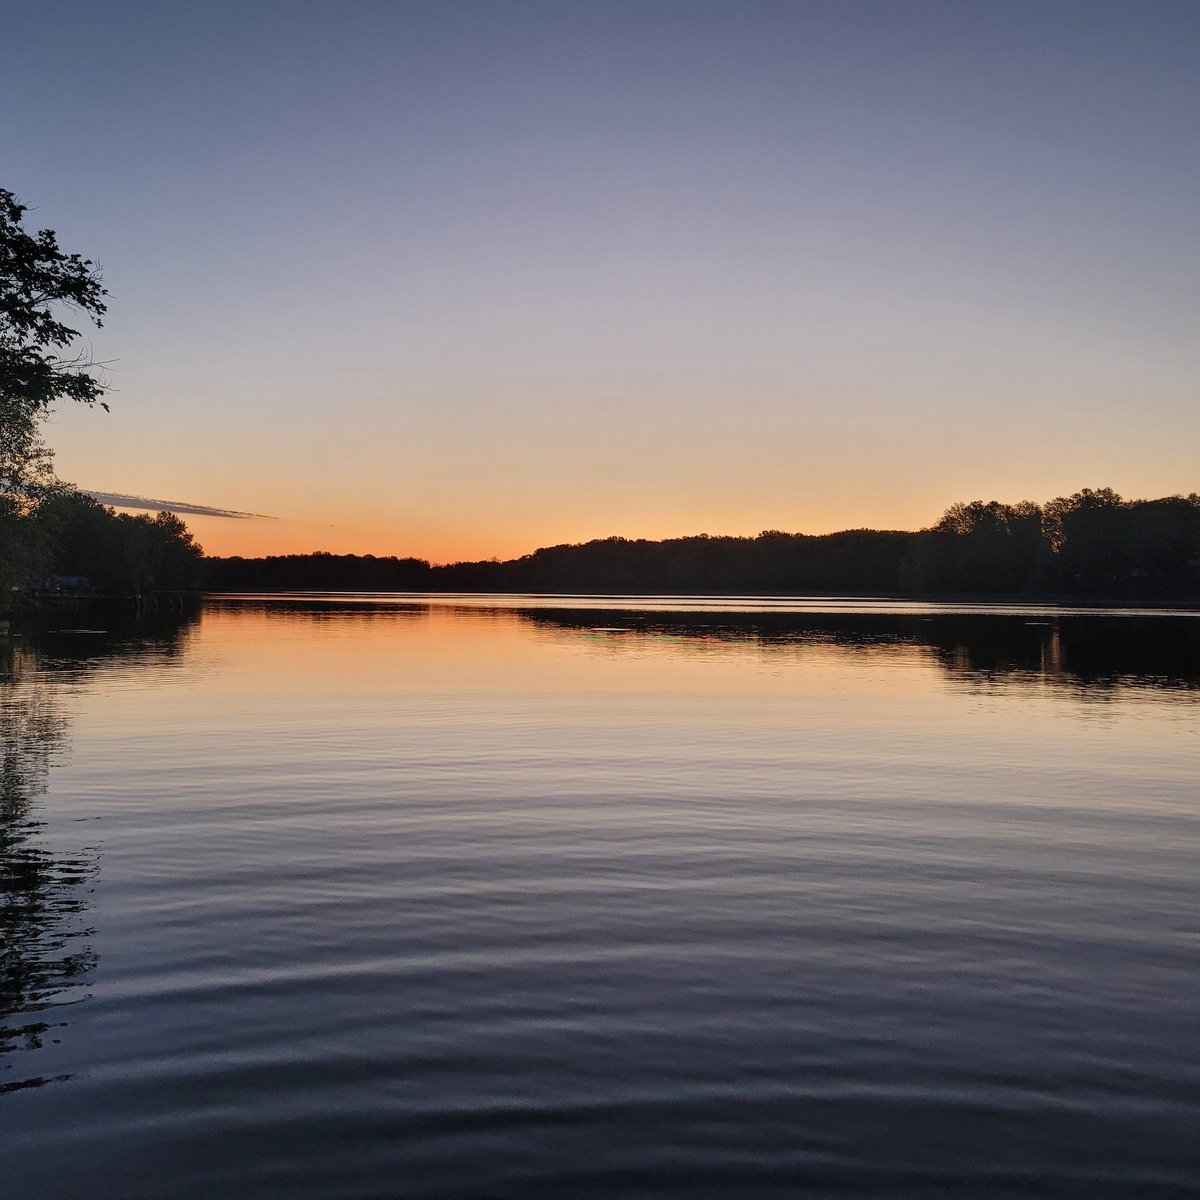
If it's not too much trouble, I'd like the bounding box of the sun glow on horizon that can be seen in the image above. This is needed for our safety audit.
[15,3,1199,562]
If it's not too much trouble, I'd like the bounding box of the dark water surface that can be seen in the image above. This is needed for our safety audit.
[2,596,1198,1197]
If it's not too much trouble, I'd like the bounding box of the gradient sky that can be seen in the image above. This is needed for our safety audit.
[4,1,1198,560]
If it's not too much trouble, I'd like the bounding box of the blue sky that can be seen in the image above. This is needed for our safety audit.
[5,1,1197,557]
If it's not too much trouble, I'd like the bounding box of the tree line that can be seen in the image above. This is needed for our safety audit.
[4,187,1197,605]
[207,488,1200,599]
[5,483,1198,608]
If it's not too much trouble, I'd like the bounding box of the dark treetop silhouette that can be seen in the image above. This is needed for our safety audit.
[0,188,108,498]
[2,491,205,609]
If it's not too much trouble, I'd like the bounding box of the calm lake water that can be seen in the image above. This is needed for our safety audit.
[3,596,1198,1198]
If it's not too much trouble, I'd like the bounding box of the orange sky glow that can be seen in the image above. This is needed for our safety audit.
[15,4,1198,564]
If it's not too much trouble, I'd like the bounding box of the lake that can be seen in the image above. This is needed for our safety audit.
[3,596,1198,1197]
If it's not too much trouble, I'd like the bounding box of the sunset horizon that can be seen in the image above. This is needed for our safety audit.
[82,479,1196,564]
[6,1,1194,564]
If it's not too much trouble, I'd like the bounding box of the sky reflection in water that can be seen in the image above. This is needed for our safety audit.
[2,598,1198,1198]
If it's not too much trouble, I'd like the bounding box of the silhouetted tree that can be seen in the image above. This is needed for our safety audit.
[1123,495,1200,583]
[1045,488,1128,590]
[926,499,1045,592]
[1,188,108,497]
[30,492,205,594]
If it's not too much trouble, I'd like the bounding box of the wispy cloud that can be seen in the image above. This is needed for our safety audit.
[83,490,276,520]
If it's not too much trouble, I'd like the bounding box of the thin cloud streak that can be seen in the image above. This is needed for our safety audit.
[84,490,276,520]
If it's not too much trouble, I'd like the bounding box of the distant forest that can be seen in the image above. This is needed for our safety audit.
[207,488,1200,599]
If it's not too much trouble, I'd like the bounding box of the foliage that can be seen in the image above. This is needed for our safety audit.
[0,188,108,442]
[0,492,39,596]
[34,493,205,593]
[906,489,1200,596]
[0,401,57,503]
